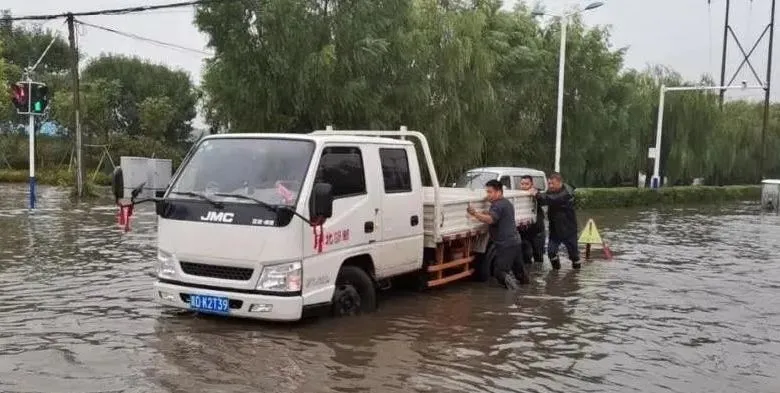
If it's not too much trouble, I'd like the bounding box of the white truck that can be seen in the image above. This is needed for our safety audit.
[112,127,536,321]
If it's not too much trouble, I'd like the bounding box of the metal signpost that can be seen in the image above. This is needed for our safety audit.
[649,83,765,189]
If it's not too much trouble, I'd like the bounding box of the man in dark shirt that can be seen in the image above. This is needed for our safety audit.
[467,180,527,289]
[517,175,545,264]
[529,172,580,270]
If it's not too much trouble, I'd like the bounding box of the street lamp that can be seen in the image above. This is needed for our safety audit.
[532,1,604,174]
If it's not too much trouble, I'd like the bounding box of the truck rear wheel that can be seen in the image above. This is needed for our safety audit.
[331,265,377,317]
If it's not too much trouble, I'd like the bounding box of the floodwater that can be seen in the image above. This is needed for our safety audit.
[1,184,780,393]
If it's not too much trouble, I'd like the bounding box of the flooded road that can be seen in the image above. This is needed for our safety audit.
[1,184,780,393]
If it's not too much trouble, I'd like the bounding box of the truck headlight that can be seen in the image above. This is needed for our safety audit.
[256,262,302,292]
[157,248,177,278]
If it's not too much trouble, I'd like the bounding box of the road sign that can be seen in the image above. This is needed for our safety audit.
[578,218,603,245]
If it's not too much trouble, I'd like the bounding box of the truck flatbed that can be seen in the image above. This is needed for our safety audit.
[422,187,536,248]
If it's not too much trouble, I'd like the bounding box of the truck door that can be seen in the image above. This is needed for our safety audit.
[312,146,377,251]
[376,145,424,277]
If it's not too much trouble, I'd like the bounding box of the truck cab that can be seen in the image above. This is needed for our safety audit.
[454,167,548,192]
[146,132,431,321]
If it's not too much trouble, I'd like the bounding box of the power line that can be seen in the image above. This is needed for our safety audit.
[6,0,226,22]
[75,19,213,56]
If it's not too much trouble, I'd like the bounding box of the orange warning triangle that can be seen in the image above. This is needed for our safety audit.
[578,218,603,245]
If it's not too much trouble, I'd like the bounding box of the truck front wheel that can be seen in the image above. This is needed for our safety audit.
[331,265,377,317]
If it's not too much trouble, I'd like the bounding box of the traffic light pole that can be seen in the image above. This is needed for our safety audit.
[27,75,36,209]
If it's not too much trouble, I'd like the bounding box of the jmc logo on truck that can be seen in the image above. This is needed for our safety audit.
[200,211,235,223]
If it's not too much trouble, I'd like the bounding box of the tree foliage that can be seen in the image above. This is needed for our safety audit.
[196,0,780,186]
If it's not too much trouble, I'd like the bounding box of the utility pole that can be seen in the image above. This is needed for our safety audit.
[716,0,776,180]
[67,13,84,197]
[718,0,730,108]
[27,75,36,209]
[762,0,776,181]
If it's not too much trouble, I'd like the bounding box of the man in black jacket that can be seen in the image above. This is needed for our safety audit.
[529,172,580,270]
[517,175,545,264]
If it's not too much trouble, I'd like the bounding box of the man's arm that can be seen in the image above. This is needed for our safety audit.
[534,188,572,207]
[467,203,498,224]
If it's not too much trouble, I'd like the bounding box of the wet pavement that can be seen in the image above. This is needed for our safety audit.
[1,184,779,393]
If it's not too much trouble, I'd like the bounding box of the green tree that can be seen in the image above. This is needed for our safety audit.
[80,55,197,144]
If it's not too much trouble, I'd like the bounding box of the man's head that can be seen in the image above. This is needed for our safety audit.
[485,179,504,201]
[519,175,534,191]
[547,172,564,192]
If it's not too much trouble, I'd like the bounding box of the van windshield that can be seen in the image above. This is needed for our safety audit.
[169,138,314,206]
[454,171,498,189]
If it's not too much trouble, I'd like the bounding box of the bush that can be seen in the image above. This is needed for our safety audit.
[575,185,761,209]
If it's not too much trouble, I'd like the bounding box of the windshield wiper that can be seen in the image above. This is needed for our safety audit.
[213,193,311,225]
[169,191,224,208]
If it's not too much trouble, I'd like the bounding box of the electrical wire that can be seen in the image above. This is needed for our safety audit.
[7,0,230,22]
[75,19,213,56]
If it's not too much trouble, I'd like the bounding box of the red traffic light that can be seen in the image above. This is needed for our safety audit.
[9,82,30,113]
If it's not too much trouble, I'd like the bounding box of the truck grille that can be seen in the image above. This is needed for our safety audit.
[179,262,254,281]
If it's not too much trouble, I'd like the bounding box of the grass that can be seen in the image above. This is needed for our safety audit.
[0,169,110,199]
[0,169,762,208]
[575,185,761,209]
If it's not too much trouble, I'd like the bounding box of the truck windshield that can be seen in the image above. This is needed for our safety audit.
[170,138,314,207]
[454,171,498,189]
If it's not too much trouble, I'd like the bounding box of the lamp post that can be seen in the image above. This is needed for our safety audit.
[649,83,765,189]
[532,2,604,173]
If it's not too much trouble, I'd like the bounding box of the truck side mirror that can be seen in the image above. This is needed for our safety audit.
[111,167,124,203]
[310,182,334,220]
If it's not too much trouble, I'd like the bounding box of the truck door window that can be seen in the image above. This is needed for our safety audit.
[500,176,511,189]
[315,146,366,198]
[379,148,412,193]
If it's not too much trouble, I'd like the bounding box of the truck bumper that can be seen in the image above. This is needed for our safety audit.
[153,280,304,321]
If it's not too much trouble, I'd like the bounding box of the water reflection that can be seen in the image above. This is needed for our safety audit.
[1,184,780,392]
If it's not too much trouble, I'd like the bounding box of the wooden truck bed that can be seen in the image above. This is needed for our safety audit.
[422,187,536,248]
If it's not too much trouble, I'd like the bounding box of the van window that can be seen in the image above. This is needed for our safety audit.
[379,148,412,193]
[500,176,511,189]
[315,146,366,198]
[533,176,546,191]
[512,175,547,191]
[454,171,498,189]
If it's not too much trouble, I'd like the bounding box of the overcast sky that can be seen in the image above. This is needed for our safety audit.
[7,0,779,128]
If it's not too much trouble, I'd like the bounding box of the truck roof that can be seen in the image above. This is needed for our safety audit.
[466,166,547,176]
[201,133,413,146]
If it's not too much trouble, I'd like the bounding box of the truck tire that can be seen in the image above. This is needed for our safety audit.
[331,265,377,317]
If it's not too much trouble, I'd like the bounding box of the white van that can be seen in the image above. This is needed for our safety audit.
[113,128,537,321]
[454,167,548,192]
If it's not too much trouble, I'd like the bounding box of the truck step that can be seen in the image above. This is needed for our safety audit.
[427,269,474,287]
[426,256,473,272]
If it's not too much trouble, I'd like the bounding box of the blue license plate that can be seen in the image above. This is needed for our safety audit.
[189,294,230,314]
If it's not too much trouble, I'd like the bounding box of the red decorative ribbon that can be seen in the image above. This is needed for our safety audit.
[117,203,134,232]
[311,217,325,253]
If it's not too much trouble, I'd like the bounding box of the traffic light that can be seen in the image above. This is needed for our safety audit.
[8,82,48,115]
[10,82,29,114]
[30,83,49,114]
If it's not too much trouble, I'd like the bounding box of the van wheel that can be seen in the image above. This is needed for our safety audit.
[331,266,377,317]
